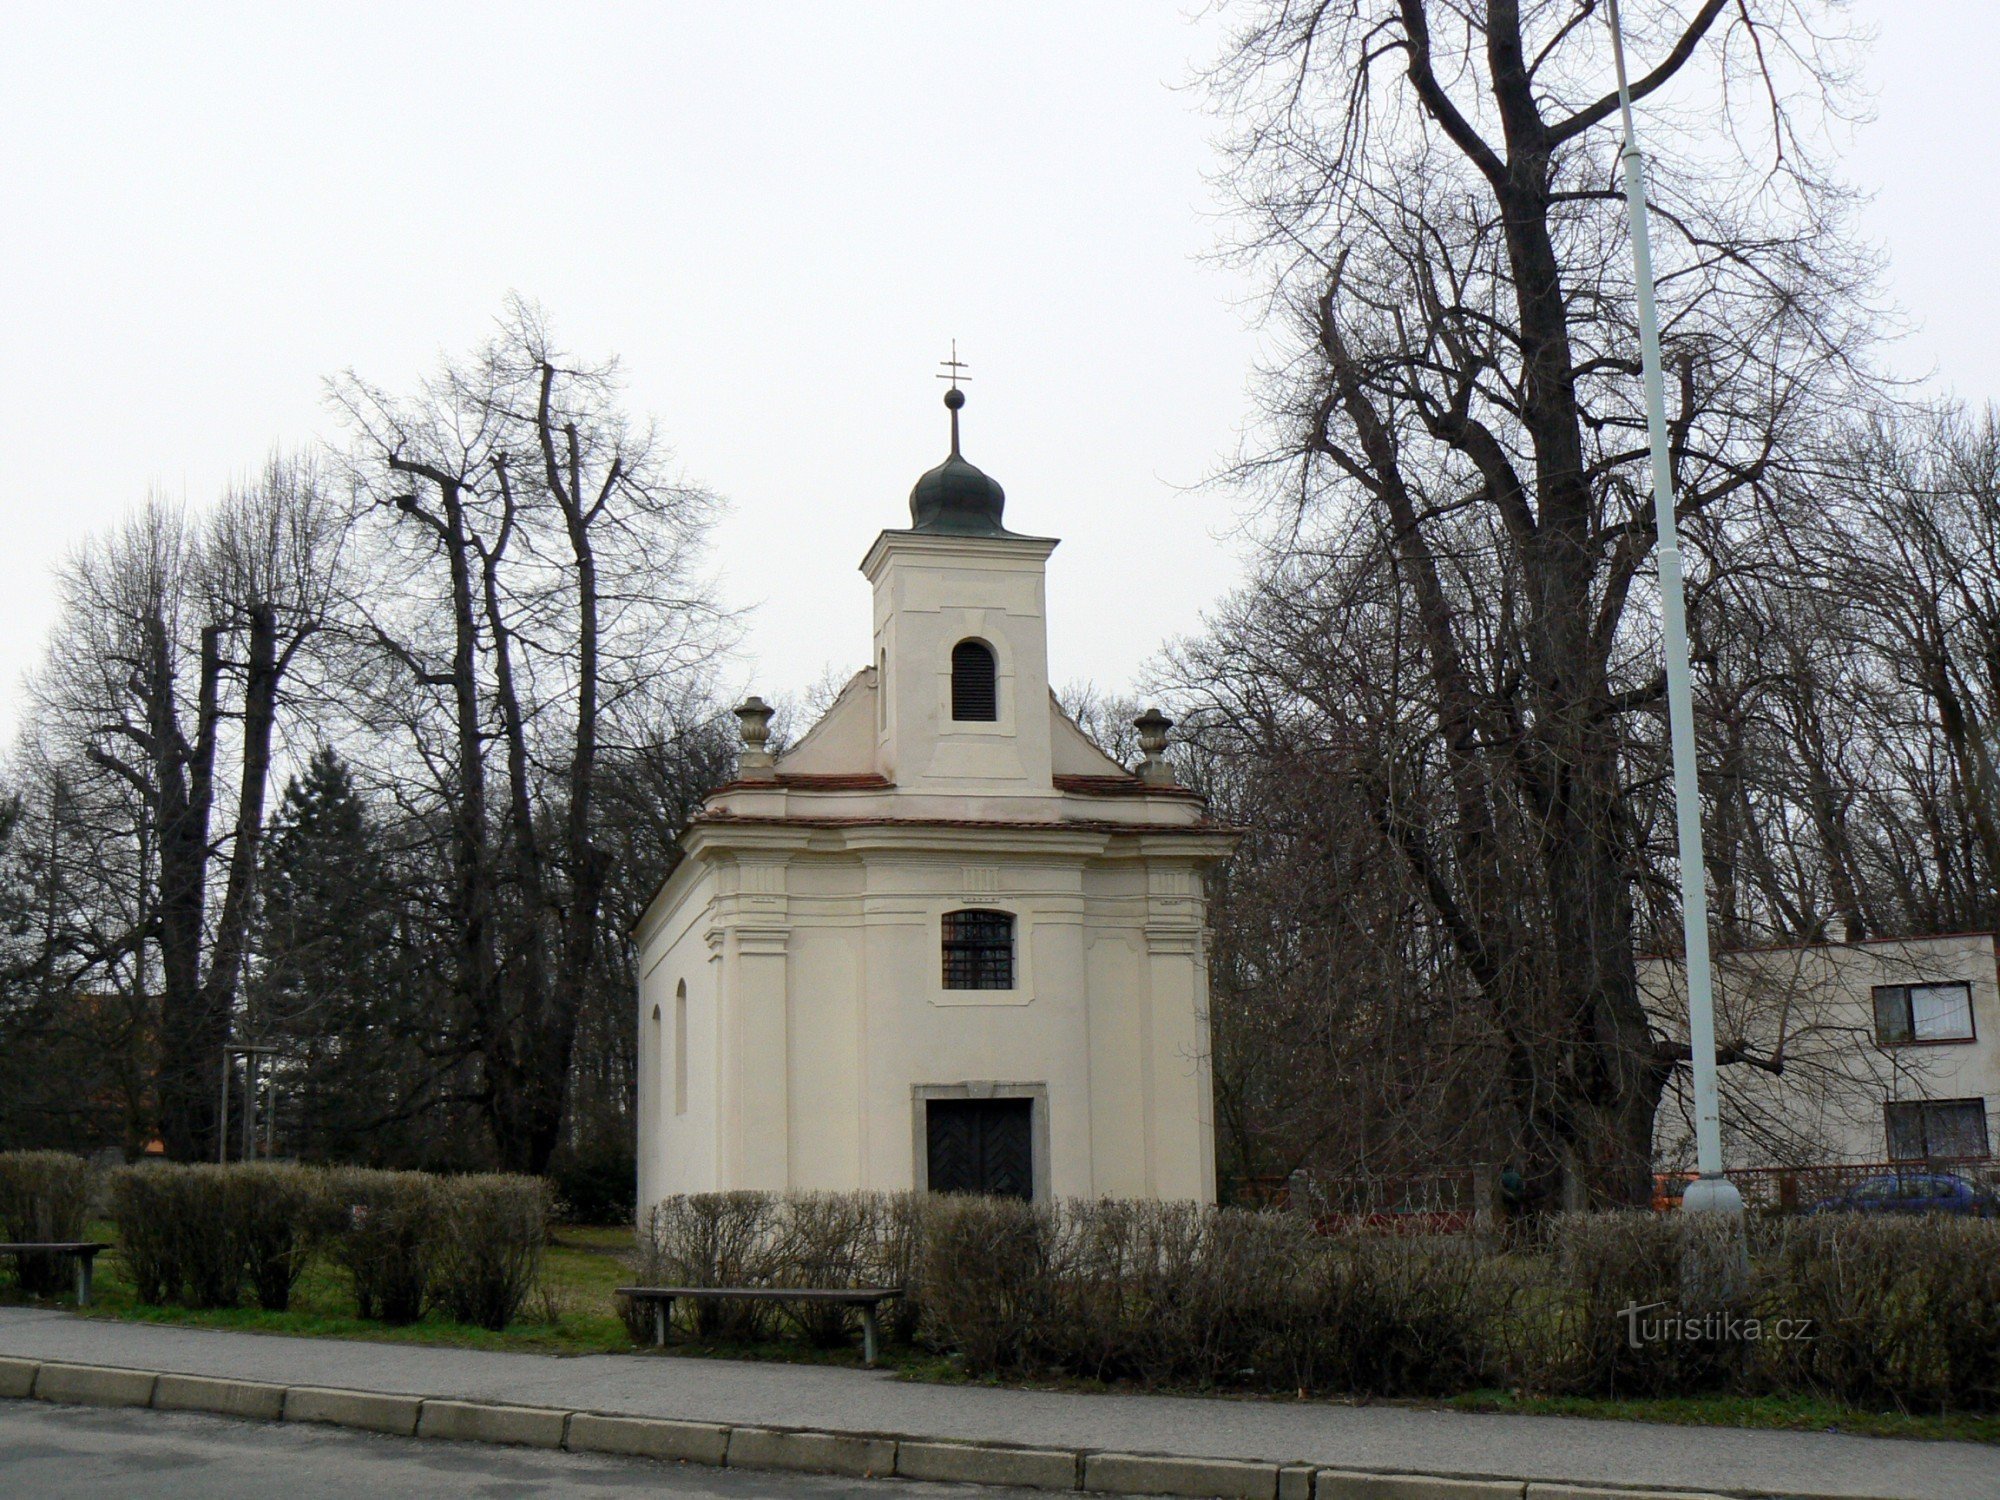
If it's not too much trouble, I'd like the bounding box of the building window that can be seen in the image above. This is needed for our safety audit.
[942,909,1014,990]
[673,981,688,1116]
[1886,1098,1991,1161]
[950,639,998,722]
[1873,982,1975,1045]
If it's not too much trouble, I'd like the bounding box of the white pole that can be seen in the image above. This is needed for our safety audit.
[1605,0,1742,1216]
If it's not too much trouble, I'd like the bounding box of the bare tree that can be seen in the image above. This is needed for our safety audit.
[331,301,730,1173]
[1200,1,1877,1203]
[21,459,340,1158]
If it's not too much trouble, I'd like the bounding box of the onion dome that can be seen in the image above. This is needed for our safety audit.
[909,386,1008,536]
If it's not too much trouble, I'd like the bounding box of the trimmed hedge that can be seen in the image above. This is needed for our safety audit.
[325,1168,435,1323]
[108,1162,546,1328]
[633,1192,2000,1412]
[0,1151,93,1295]
[431,1174,549,1331]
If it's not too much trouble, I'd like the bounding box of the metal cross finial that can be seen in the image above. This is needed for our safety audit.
[936,341,970,454]
[936,340,970,391]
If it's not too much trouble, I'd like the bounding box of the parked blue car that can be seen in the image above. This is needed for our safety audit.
[1808,1172,1999,1216]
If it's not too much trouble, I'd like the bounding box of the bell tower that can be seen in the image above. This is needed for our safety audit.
[861,361,1058,799]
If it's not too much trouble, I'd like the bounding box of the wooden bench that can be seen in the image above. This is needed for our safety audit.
[617,1285,903,1366]
[0,1242,111,1306]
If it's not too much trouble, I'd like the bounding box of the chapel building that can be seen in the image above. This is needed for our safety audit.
[632,383,1235,1207]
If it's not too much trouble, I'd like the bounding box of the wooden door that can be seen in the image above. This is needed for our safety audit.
[925,1098,1033,1199]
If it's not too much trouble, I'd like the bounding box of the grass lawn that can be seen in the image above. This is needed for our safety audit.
[3,1226,1992,1444]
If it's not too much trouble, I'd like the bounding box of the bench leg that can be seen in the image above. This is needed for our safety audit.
[861,1304,880,1368]
[75,1254,94,1308]
[653,1298,670,1349]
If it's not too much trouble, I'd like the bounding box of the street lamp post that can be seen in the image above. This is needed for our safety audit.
[1606,0,1743,1218]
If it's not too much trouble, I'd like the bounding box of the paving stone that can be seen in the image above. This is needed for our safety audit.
[727,1425,896,1478]
[1084,1450,1279,1499]
[153,1372,286,1421]
[416,1398,568,1448]
[565,1410,731,1466]
[31,1361,156,1408]
[282,1384,422,1436]
[897,1438,1079,1490]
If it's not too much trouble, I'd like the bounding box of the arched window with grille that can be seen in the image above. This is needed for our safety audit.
[942,909,1014,989]
[950,639,998,721]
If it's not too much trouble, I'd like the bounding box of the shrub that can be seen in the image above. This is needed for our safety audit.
[918,1199,1503,1395]
[0,1151,93,1295]
[230,1164,326,1312]
[862,1191,927,1344]
[623,1190,2000,1411]
[108,1164,243,1308]
[771,1193,887,1345]
[430,1175,549,1331]
[1293,1226,1505,1397]
[324,1168,435,1323]
[1525,1212,1753,1400]
[630,1192,779,1341]
[1759,1214,2000,1412]
[916,1195,1050,1372]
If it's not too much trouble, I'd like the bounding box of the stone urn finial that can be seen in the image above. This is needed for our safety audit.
[734,695,776,781]
[1133,707,1178,787]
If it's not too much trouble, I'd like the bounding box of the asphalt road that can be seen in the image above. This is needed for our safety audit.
[0,1402,1051,1500]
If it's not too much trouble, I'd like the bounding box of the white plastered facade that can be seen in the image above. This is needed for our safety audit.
[632,522,1235,1211]
[1639,932,2000,1167]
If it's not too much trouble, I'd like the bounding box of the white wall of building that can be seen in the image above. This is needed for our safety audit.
[1639,932,2000,1168]
[633,510,1231,1215]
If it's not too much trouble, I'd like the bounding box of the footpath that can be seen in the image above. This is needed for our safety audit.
[0,1308,1991,1500]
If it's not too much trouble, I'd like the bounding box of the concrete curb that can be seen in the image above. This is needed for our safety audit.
[153,1372,287,1422]
[897,1437,1079,1490]
[282,1383,422,1436]
[29,1360,157,1408]
[417,1397,569,1449]
[0,1356,1907,1500]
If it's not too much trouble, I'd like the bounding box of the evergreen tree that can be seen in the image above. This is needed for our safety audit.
[251,747,463,1163]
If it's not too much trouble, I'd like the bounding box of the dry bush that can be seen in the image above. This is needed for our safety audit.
[916,1195,1051,1372]
[862,1192,926,1344]
[1523,1212,1754,1399]
[1760,1215,2000,1411]
[429,1175,549,1331]
[921,1200,1503,1395]
[630,1192,779,1339]
[1299,1230,1505,1397]
[0,1151,93,1295]
[323,1168,435,1323]
[624,1190,927,1347]
[108,1164,243,1308]
[230,1164,325,1311]
[616,1191,2000,1411]
[772,1193,883,1345]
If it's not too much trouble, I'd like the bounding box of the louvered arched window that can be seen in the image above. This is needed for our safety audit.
[951,639,998,721]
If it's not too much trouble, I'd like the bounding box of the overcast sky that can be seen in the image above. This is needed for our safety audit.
[1,2,1994,744]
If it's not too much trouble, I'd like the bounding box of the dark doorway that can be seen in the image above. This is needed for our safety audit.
[925,1097,1033,1199]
